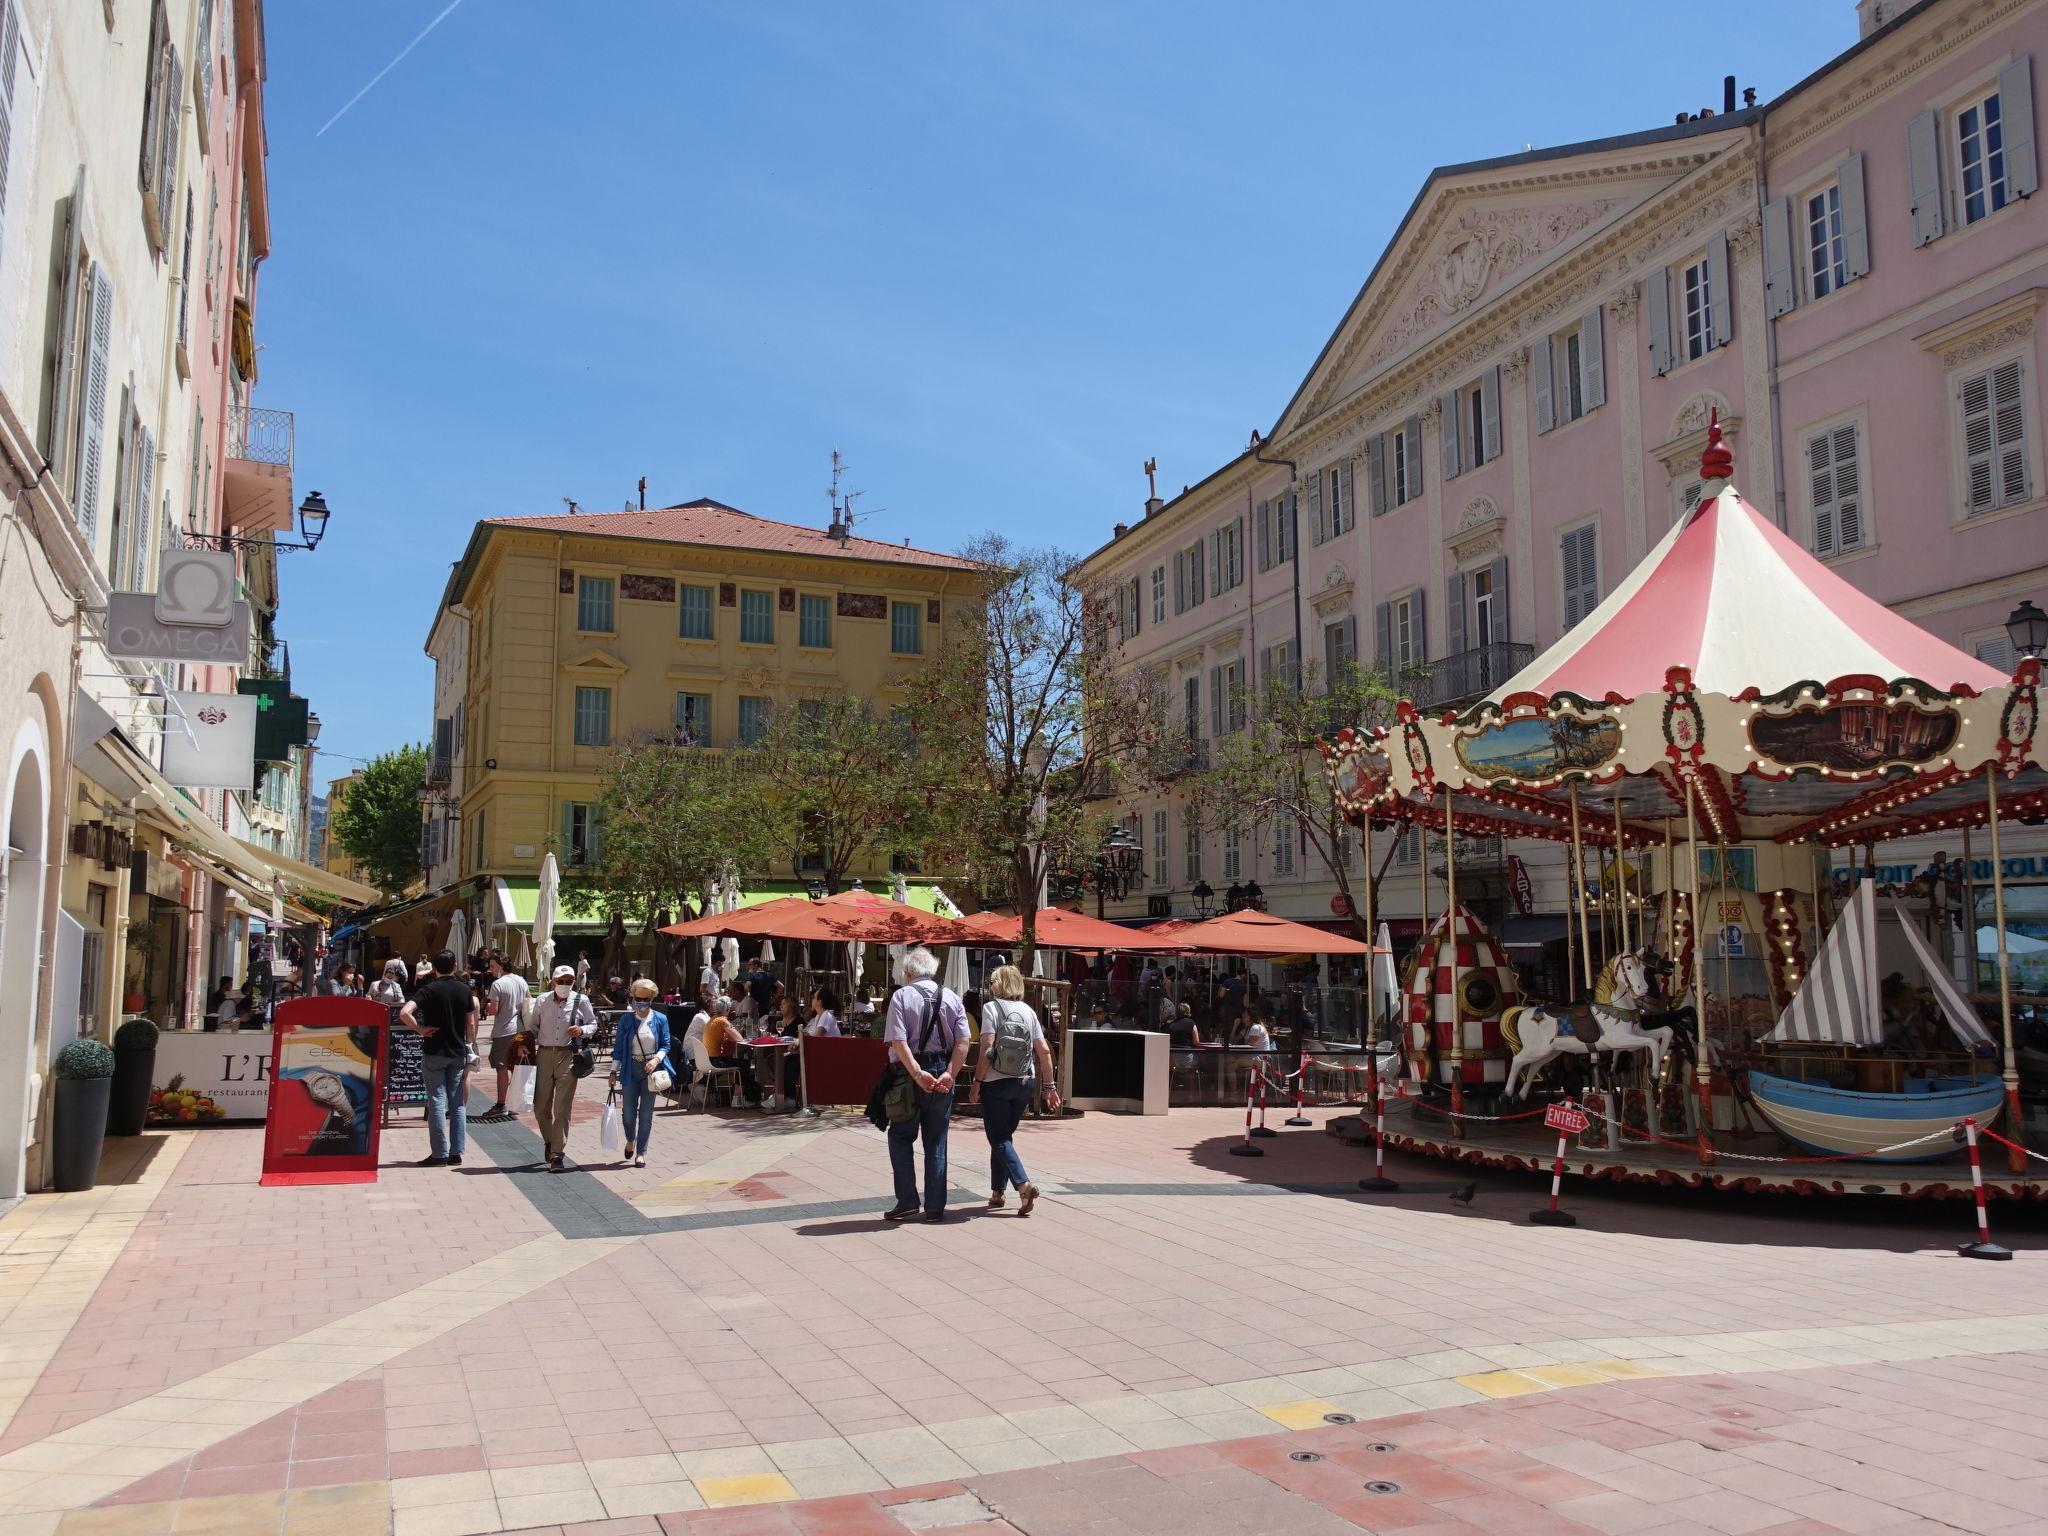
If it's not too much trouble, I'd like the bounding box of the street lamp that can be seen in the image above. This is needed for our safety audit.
[1242,879,1266,912]
[296,491,332,550]
[1225,881,1246,912]
[1089,826,1144,918]
[193,490,336,553]
[805,878,826,900]
[1191,880,1216,917]
[2006,599,2048,660]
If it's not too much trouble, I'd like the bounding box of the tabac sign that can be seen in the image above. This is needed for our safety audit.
[105,549,251,663]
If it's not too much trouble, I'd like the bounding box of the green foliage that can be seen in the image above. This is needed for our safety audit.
[898,536,1165,958]
[329,743,429,897]
[54,1038,116,1080]
[738,695,927,894]
[568,733,773,926]
[113,1019,160,1052]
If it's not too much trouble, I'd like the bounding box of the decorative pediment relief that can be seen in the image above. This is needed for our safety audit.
[1206,626,1245,660]
[1448,497,1506,563]
[1173,644,1206,673]
[560,646,628,675]
[1311,563,1355,618]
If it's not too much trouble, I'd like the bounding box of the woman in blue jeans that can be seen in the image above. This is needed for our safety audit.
[971,965,1060,1216]
[609,979,673,1168]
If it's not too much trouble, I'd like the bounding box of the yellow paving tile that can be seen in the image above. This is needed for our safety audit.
[1256,1399,1342,1431]
[281,1483,390,1535]
[692,1473,798,1508]
[168,1490,285,1534]
[1453,1370,1554,1399]
[1588,1359,1670,1379]
[52,1505,174,1536]
[1519,1364,1617,1388]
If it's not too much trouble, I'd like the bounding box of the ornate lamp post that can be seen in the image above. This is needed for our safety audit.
[2005,599,2048,660]
[1191,880,1216,918]
[1090,827,1143,919]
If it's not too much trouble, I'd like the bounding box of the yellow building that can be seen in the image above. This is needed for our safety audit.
[320,772,369,887]
[431,499,982,939]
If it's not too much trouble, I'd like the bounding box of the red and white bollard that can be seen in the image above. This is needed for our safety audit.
[1229,1074,1264,1158]
[1528,1100,1583,1227]
[1285,1061,1312,1127]
[1358,1062,1399,1193]
[1250,1071,1278,1139]
[1958,1117,2012,1261]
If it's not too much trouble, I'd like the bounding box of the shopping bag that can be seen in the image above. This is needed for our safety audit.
[598,1090,623,1152]
[511,1064,537,1112]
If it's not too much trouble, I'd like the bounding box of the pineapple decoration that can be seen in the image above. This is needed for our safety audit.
[146,1075,227,1124]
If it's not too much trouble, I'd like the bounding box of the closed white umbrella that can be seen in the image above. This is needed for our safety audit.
[718,936,739,984]
[940,943,968,997]
[760,939,776,965]
[847,940,865,992]
[514,931,531,969]
[533,852,560,978]
[1374,921,1400,1034]
[447,908,468,966]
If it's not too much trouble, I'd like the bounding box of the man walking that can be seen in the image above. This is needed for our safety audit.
[400,950,477,1168]
[482,952,530,1118]
[882,946,968,1223]
[531,964,600,1171]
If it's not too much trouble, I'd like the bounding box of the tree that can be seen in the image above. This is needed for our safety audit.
[1181,658,1401,943]
[898,536,1166,963]
[329,744,428,898]
[740,695,927,894]
[568,733,772,926]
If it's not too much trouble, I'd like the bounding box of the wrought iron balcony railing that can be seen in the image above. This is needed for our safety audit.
[226,405,294,469]
[1399,641,1534,710]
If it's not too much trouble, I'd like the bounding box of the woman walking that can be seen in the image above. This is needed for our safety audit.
[973,965,1059,1216]
[610,978,673,1167]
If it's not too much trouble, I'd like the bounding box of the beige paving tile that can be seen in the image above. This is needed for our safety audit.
[783,1464,893,1500]
[597,1479,705,1518]
[676,1446,776,1479]
[494,1488,604,1527]
[392,1472,495,1510]
[487,1462,592,1498]
[762,1438,866,1472]
[391,1498,503,1536]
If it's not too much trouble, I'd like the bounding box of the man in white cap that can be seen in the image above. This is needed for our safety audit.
[530,964,600,1171]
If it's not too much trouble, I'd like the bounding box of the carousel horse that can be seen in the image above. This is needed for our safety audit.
[1500,949,1673,1099]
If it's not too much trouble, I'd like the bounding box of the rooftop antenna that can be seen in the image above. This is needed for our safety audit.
[826,449,849,541]
[561,496,579,516]
[637,476,647,511]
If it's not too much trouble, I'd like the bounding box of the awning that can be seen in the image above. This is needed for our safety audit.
[1501,914,1570,948]
[494,877,610,933]
[231,839,380,906]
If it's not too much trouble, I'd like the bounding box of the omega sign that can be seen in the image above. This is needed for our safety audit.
[105,549,251,662]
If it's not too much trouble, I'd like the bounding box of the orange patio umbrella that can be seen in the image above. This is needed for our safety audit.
[956,907,1187,952]
[1171,910,1380,956]
[666,889,955,945]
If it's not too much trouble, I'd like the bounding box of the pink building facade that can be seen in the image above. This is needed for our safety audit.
[1075,0,2048,955]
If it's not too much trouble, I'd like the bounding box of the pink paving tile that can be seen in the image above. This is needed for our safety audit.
[286,1450,388,1488]
[181,1461,290,1498]
[389,1444,488,1478]
[94,1460,188,1507]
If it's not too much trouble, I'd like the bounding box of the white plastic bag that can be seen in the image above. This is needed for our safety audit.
[511,1064,537,1112]
[598,1093,622,1152]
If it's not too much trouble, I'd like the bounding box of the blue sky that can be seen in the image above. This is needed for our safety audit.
[263,0,1855,777]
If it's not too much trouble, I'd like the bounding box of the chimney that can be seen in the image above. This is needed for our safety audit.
[1144,497,1164,518]
[1857,0,1893,40]
[1723,74,1737,114]
[1112,522,1130,540]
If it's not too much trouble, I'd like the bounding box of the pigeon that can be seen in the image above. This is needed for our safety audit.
[1448,1181,1478,1206]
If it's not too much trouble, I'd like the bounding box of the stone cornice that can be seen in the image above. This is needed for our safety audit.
[1914,288,2044,367]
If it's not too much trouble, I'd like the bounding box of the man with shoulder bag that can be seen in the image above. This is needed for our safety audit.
[880,947,968,1223]
[530,965,601,1171]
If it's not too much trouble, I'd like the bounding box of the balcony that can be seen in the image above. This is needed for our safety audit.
[1154,737,1211,778]
[222,405,295,535]
[1400,641,1534,711]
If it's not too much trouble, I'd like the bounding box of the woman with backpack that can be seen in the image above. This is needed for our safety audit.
[972,964,1059,1216]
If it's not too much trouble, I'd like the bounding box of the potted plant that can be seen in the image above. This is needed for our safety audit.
[107,1018,160,1137]
[51,1038,116,1191]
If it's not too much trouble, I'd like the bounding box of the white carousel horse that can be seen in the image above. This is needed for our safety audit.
[1500,950,1674,1099]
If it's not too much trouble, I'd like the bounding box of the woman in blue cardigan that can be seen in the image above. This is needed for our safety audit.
[609,978,674,1167]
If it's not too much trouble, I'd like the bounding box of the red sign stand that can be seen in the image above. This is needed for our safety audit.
[259,997,390,1187]
[1529,1101,1587,1227]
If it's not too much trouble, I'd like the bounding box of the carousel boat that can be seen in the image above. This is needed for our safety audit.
[1748,880,2003,1161]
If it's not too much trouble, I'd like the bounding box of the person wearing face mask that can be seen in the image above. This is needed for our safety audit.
[530,964,601,1171]
[609,978,673,1167]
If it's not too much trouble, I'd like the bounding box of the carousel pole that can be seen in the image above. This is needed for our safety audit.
[1686,776,1714,1165]
[1984,767,2026,1174]
[1359,815,1398,1192]
[1612,795,1631,957]
[1569,782,1593,995]
[1962,824,1979,991]
[1443,786,1464,1136]
[1663,819,1675,952]
[1563,843,1577,1003]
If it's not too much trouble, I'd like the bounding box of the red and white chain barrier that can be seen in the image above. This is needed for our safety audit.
[1228,1073,1264,1158]
[1959,1118,2013,1261]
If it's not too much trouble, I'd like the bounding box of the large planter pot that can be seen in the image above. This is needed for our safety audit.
[107,1047,157,1137]
[52,1077,112,1191]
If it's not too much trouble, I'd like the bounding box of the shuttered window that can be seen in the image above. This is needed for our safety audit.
[1152,809,1169,888]
[1960,357,2030,516]
[1270,819,1294,876]
[679,583,714,639]
[1974,634,2018,675]
[1807,183,1846,298]
[1681,257,1714,362]
[799,592,832,647]
[577,575,615,632]
[1184,822,1202,884]
[1806,422,1865,557]
[1561,524,1600,630]
[1957,88,2011,225]
[1150,564,1165,623]
[1221,828,1240,882]
[1327,460,1353,535]
[572,686,611,747]
[76,264,114,541]
[890,600,922,654]
[737,695,770,746]
[741,589,774,644]
[675,692,712,744]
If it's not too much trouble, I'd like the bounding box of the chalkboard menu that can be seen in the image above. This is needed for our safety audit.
[384,1015,425,1109]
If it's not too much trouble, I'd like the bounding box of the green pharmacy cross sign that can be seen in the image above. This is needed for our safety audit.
[237,680,311,762]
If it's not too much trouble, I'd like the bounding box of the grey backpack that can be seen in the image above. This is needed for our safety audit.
[986,1003,1035,1078]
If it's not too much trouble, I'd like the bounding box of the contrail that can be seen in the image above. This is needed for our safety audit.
[316,0,466,137]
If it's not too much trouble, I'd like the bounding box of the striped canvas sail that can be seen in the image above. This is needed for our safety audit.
[1887,902,1995,1049]
[1770,880,1879,1045]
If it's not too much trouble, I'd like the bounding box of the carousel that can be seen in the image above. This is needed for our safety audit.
[1320,416,2045,1198]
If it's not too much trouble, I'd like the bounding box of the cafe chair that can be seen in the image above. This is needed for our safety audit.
[690,1038,741,1111]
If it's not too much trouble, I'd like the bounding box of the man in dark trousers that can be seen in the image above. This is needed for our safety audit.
[881,946,968,1223]
[399,950,477,1167]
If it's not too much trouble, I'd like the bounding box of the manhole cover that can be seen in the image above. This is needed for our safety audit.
[1288,1451,1324,1463]
[1322,1412,1356,1425]
[1367,1442,1398,1452]
[1364,1480,1403,1495]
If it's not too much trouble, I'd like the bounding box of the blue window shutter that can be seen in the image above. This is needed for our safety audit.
[1579,308,1605,411]
[1706,230,1732,349]
[2000,56,2038,198]
[1647,269,1673,376]
[1907,109,1944,246]
[561,800,576,862]
[1489,553,1510,644]
[1441,390,1461,478]
[77,264,114,542]
[1838,153,1870,279]
[1369,434,1388,515]
[1480,369,1501,461]
[1446,570,1467,658]
[1307,467,1325,545]
[1255,499,1270,571]
[1374,600,1391,671]
[1403,415,1423,499]
[1763,196,1796,317]
[1531,335,1554,433]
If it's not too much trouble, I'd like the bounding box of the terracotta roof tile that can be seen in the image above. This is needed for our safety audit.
[484,500,980,571]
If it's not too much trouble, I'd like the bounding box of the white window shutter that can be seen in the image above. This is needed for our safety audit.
[1647,268,1673,376]
[1838,153,1870,279]
[1531,335,1554,433]
[0,0,19,252]
[1307,466,1326,545]
[133,427,155,589]
[1992,358,2029,506]
[76,263,114,541]
[2001,56,2038,199]
[1580,310,1606,413]
[1480,368,1501,461]
[1808,432,1838,556]
[1763,195,1797,317]
[1706,230,1733,348]
[1907,109,1945,246]
[156,47,181,247]
[1832,424,1863,552]
[1441,389,1461,478]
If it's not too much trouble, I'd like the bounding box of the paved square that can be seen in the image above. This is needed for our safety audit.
[0,1094,2040,1534]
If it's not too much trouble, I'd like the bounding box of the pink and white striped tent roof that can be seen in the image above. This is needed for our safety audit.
[1490,484,2006,706]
